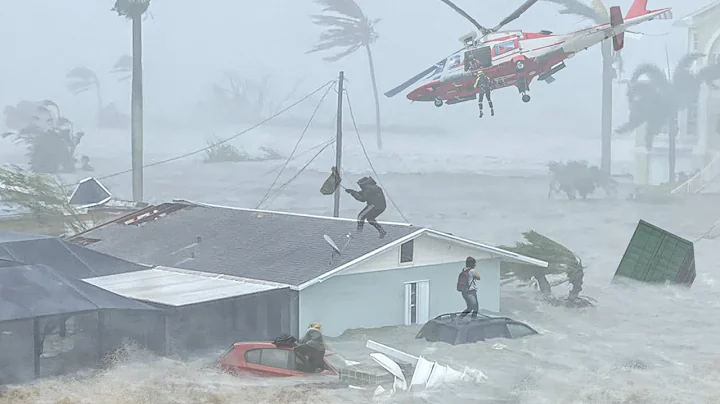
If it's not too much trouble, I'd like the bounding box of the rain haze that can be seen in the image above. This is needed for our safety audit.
[2,0,720,403]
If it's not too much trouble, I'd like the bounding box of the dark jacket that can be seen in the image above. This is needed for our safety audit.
[299,328,325,352]
[347,177,387,210]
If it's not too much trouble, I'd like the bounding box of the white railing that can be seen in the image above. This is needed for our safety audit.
[671,152,720,194]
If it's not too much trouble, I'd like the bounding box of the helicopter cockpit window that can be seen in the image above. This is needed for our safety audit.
[447,54,462,70]
[493,40,517,56]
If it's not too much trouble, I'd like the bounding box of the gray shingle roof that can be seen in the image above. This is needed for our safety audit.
[71,203,420,286]
[0,231,148,279]
[0,260,158,322]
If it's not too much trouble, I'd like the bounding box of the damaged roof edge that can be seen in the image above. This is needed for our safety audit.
[172,199,414,227]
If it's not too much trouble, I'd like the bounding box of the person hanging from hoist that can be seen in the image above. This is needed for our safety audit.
[474,70,494,118]
[345,176,387,238]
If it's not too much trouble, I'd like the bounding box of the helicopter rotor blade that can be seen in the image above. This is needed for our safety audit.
[384,60,447,98]
[437,0,490,36]
[490,0,540,32]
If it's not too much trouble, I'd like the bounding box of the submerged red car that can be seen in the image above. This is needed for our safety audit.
[218,342,349,377]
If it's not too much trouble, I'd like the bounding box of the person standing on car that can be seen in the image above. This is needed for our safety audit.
[457,256,481,318]
[294,322,326,372]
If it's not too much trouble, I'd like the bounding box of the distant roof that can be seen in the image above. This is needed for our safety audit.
[68,177,112,209]
[0,262,158,322]
[83,266,290,307]
[675,1,720,26]
[70,200,548,288]
[0,231,148,279]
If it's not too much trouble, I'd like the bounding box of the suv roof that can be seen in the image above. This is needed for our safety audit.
[416,312,538,345]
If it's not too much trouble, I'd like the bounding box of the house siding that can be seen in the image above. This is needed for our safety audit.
[343,233,496,276]
[299,259,501,338]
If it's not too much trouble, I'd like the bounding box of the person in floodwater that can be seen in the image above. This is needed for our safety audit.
[474,70,494,118]
[345,176,387,238]
[294,322,326,372]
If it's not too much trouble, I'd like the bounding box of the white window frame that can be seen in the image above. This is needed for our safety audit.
[404,280,430,325]
[398,240,415,265]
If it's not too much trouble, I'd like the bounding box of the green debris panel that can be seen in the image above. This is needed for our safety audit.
[613,220,696,287]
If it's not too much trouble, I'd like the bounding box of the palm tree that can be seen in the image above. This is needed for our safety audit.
[112,0,150,202]
[544,0,620,174]
[616,53,720,183]
[66,67,103,120]
[307,0,383,149]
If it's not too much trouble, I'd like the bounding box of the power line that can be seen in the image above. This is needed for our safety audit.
[256,139,336,209]
[62,79,336,188]
[256,82,335,206]
[344,87,410,224]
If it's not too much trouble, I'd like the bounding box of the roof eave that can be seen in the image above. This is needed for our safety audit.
[423,229,549,268]
[297,228,427,290]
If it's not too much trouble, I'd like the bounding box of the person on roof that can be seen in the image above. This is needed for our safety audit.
[457,256,481,319]
[474,70,494,118]
[345,176,387,238]
[294,322,326,372]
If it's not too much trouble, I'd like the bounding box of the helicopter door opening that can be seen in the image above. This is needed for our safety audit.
[463,46,492,71]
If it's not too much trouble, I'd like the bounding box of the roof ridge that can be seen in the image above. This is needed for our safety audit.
[172,199,415,227]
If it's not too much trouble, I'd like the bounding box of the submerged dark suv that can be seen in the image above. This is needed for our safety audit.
[416,312,539,345]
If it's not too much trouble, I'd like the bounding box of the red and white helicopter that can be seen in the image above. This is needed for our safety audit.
[384,0,672,107]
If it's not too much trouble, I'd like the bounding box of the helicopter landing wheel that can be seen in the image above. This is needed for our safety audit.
[434,98,444,107]
[522,93,531,103]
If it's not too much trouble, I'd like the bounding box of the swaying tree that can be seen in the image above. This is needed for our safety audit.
[1,100,84,174]
[616,53,720,182]
[0,165,88,234]
[307,0,383,149]
[544,0,622,174]
[112,0,150,202]
[547,160,616,199]
[499,231,595,308]
[66,67,104,120]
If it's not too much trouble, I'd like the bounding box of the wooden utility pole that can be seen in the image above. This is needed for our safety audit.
[131,14,145,202]
[333,72,344,218]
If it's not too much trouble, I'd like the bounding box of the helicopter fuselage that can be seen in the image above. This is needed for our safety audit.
[404,4,672,106]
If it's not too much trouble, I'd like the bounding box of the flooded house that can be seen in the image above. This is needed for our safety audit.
[0,232,166,384]
[68,200,548,344]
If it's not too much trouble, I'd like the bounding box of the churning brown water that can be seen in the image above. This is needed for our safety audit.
[2,129,720,403]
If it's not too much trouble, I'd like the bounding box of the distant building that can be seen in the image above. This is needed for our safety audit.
[637,1,720,188]
[70,201,548,339]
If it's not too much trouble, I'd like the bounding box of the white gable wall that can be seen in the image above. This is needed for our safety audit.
[341,233,495,276]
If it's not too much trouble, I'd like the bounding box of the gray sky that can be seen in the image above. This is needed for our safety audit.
[0,0,708,135]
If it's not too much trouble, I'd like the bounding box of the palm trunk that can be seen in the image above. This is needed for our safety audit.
[131,15,144,202]
[364,45,382,150]
[600,41,613,174]
[669,115,678,183]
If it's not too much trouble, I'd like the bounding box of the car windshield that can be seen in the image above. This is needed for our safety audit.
[324,352,355,370]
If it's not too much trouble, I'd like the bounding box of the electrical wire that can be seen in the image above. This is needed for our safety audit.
[256,139,336,209]
[343,87,411,224]
[256,82,335,206]
[61,79,336,188]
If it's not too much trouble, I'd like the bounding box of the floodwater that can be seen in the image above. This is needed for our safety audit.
[2,126,720,403]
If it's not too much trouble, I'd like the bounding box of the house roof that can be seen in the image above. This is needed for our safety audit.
[0,231,149,279]
[675,1,720,26]
[69,200,548,289]
[83,266,290,307]
[0,260,158,323]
